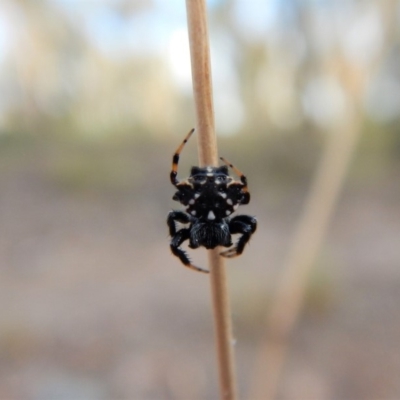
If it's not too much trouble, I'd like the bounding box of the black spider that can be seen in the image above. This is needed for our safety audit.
[167,128,257,273]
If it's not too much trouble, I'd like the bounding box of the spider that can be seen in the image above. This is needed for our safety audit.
[167,128,257,273]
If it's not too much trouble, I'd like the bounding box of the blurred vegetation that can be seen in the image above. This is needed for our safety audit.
[0,0,399,185]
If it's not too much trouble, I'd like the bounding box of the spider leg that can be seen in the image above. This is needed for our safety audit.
[220,215,257,258]
[167,210,192,236]
[219,156,249,193]
[170,128,195,186]
[219,156,250,204]
[170,228,209,273]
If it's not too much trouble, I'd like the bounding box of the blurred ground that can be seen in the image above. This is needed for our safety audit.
[0,134,399,399]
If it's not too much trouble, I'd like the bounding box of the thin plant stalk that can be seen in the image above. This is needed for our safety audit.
[249,105,362,400]
[185,1,238,399]
[249,1,396,394]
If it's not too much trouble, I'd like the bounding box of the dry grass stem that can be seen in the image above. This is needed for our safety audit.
[185,1,238,399]
[249,2,397,395]
[249,106,362,400]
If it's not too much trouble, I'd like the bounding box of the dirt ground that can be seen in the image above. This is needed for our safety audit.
[0,139,399,399]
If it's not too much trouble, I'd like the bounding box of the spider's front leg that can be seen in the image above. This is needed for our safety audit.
[167,211,209,273]
[170,128,194,186]
[220,156,250,205]
[220,215,257,258]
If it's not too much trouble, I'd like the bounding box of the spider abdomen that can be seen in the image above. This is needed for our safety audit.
[190,220,232,249]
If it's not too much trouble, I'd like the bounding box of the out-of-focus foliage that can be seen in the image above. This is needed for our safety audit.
[0,0,399,184]
[0,0,398,189]
[1,0,399,138]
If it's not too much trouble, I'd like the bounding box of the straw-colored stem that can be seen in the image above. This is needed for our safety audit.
[185,0,217,165]
[249,2,396,395]
[249,106,362,400]
[185,1,237,399]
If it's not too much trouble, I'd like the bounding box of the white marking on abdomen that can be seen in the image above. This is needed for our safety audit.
[207,210,216,220]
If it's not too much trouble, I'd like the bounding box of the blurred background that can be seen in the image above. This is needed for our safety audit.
[0,0,399,399]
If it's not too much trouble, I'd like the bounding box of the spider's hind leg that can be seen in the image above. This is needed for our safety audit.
[167,210,192,236]
[168,210,208,273]
[220,215,257,258]
[170,228,209,273]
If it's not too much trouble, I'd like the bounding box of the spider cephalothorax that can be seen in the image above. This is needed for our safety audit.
[167,128,257,273]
